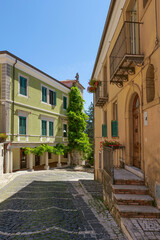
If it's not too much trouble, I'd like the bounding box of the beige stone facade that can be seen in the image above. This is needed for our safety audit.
[92,0,160,206]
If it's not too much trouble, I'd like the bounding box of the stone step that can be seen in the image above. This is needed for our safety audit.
[114,179,144,185]
[116,205,160,218]
[114,169,144,185]
[114,194,154,206]
[112,185,149,195]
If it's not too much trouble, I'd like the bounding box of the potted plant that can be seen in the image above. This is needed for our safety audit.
[0,133,8,143]
[100,140,121,150]
[87,79,101,93]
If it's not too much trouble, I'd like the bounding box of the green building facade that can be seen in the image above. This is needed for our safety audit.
[0,51,70,172]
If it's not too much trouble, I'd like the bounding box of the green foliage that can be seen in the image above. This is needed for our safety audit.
[23,143,67,156]
[67,86,91,157]
[85,102,94,145]
[52,143,67,156]
[85,102,94,165]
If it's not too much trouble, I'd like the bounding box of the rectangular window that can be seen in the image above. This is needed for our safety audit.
[63,124,67,137]
[42,86,47,103]
[63,96,67,110]
[49,90,54,105]
[48,152,52,159]
[20,76,27,96]
[113,101,118,121]
[42,120,47,136]
[49,121,54,136]
[19,116,26,135]
[143,0,148,8]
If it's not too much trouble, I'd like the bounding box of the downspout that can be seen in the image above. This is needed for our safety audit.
[11,59,17,142]
[155,0,159,45]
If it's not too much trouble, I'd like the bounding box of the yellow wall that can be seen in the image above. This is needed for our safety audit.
[94,0,160,201]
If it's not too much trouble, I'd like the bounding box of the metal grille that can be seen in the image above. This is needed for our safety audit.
[103,146,114,181]
[110,21,142,80]
[95,81,108,106]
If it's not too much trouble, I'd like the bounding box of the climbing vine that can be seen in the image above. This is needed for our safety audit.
[67,86,91,158]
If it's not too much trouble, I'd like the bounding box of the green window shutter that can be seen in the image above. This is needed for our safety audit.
[42,120,47,136]
[102,124,107,137]
[63,96,67,109]
[42,86,47,102]
[20,76,27,96]
[49,122,53,136]
[54,91,57,106]
[19,116,26,135]
[111,120,118,137]
[63,124,67,137]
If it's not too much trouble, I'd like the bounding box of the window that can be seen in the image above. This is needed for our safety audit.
[42,86,47,103]
[112,101,118,137]
[42,120,47,136]
[19,116,26,135]
[143,0,148,8]
[49,121,54,136]
[20,76,27,96]
[49,90,54,105]
[48,152,52,159]
[64,152,68,158]
[146,64,155,103]
[63,96,67,110]
[102,111,107,137]
[63,124,67,137]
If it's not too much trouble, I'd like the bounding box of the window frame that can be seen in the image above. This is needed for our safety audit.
[40,115,55,137]
[18,111,29,135]
[41,84,57,106]
[18,74,29,98]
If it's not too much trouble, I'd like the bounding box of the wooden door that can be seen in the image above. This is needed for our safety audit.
[20,148,27,169]
[133,95,141,168]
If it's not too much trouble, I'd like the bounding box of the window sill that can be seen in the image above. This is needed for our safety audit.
[18,94,29,99]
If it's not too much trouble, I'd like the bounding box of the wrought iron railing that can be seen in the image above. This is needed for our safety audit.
[103,146,125,183]
[110,21,142,80]
[95,81,108,106]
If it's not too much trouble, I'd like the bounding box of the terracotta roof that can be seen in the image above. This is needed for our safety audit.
[0,50,70,90]
[61,80,85,90]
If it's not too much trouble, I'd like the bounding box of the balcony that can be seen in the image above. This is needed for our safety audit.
[95,81,108,107]
[110,21,144,87]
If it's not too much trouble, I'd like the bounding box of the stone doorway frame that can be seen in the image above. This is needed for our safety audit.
[125,84,143,170]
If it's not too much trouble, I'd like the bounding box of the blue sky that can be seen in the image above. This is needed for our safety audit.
[1,0,110,110]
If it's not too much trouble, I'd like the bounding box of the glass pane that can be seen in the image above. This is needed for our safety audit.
[19,117,26,134]
[20,77,27,96]
[49,90,54,105]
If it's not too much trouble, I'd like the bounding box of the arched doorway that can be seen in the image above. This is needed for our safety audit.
[132,94,141,168]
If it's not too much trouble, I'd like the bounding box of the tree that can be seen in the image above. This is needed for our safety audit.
[67,86,91,161]
[85,102,94,145]
[85,102,94,165]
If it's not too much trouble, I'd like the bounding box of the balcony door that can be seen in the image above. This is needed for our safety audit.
[130,1,138,54]
[133,94,141,169]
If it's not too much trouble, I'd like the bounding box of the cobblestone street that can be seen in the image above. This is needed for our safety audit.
[0,170,125,240]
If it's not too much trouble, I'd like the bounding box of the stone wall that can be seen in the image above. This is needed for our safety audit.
[0,144,4,175]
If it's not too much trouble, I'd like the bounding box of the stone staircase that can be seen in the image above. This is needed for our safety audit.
[112,169,160,218]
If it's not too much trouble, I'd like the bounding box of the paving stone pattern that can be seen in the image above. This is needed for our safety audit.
[122,218,160,240]
[0,170,126,240]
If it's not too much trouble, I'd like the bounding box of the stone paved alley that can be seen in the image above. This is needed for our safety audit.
[0,170,125,240]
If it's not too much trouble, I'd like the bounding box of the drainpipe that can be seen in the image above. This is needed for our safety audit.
[11,59,17,142]
[155,0,159,45]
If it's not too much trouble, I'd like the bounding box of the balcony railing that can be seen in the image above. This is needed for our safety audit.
[110,21,144,87]
[95,81,108,107]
